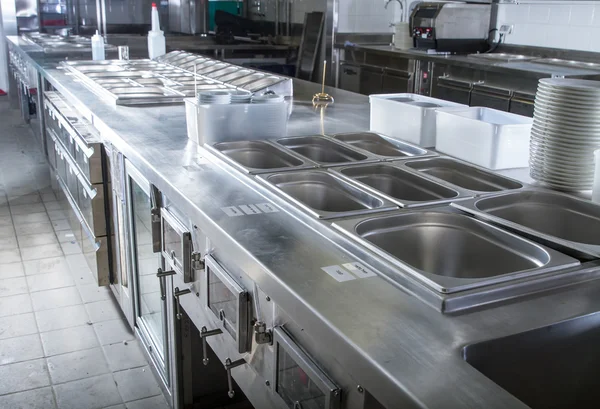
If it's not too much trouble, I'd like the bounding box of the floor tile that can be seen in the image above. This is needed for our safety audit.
[0,248,21,265]
[9,193,42,205]
[0,293,33,317]
[21,243,63,261]
[0,313,37,340]
[44,201,62,211]
[71,268,97,287]
[0,214,12,226]
[47,209,67,222]
[113,366,162,403]
[47,347,110,384]
[17,233,58,248]
[0,225,15,238]
[0,261,24,279]
[53,374,122,409]
[104,405,126,409]
[0,358,50,395]
[0,386,57,409]
[41,325,99,357]
[52,219,71,232]
[94,319,135,346]
[27,270,75,292]
[103,340,147,372]
[86,299,122,323]
[61,240,82,255]
[12,212,49,226]
[125,395,169,409]
[0,276,28,297]
[57,232,77,244]
[15,221,54,236]
[79,284,113,304]
[23,256,71,276]
[42,192,57,202]
[35,305,89,332]
[0,235,19,249]
[10,202,46,215]
[31,287,82,311]
[0,333,44,365]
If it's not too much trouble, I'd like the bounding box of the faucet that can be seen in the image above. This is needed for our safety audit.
[385,0,405,21]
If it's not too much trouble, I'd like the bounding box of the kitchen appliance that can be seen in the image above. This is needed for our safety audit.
[410,2,491,53]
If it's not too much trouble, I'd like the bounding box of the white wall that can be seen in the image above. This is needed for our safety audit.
[338,0,404,33]
[495,1,600,52]
[0,0,7,93]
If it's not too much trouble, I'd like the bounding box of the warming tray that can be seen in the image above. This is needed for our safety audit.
[329,132,434,160]
[61,59,235,105]
[275,136,379,167]
[205,140,317,174]
[330,163,472,208]
[452,189,600,259]
[257,170,397,219]
[402,157,524,194]
[333,207,579,293]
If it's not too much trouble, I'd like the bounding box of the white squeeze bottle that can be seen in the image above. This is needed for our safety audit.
[148,3,166,59]
[91,30,105,60]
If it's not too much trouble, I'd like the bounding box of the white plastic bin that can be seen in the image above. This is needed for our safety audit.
[369,93,466,148]
[185,98,289,145]
[435,107,533,170]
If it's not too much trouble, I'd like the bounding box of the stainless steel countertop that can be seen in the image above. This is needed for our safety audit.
[341,44,600,78]
[11,35,600,408]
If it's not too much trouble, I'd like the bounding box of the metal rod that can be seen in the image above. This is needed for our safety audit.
[321,60,327,94]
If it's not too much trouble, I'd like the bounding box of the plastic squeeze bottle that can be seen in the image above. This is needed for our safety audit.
[148,3,166,59]
[91,30,105,60]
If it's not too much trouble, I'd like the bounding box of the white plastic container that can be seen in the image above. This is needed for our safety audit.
[185,98,289,145]
[435,107,533,170]
[593,149,600,203]
[393,22,412,50]
[148,3,166,59]
[91,31,105,61]
[369,93,466,148]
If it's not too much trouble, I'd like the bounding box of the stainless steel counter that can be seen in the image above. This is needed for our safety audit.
[10,35,600,409]
[342,44,600,79]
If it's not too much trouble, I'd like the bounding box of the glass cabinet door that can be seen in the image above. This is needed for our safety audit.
[126,162,169,381]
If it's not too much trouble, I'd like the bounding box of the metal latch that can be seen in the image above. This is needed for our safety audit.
[200,326,222,365]
[253,321,272,345]
[224,358,246,398]
[191,251,204,271]
[156,268,176,301]
[174,287,191,320]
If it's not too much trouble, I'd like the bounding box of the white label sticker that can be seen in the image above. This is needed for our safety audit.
[343,262,378,279]
[256,202,279,213]
[321,265,356,282]
[221,206,244,217]
[239,204,262,215]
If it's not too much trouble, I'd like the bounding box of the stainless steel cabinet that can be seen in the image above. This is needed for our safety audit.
[359,66,384,95]
[433,77,472,105]
[509,91,535,117]
[470,83,512,112]
[339,63,361,94]
[382,69,412,94]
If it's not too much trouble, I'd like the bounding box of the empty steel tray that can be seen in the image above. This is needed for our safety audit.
[258,170,397,219]
[331,163,471,208]
[205,140,317,174]
[334,208,579,293]
[275,136,378,166]
[329,132,433,160]
[453,189,600,259]
[403,157,523,194]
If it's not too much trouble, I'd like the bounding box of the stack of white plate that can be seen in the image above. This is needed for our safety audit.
[198,90,232,104]
[252,94,284,104]
[530,78,600,191]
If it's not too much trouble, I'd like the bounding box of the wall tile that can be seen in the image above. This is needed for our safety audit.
[528,5,551,23]
[570,5,595,26]
[547,4,571,25]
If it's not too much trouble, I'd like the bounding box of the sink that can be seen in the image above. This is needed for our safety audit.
[404,158,523,193]
[453,190,600,259]
[333,208,578,293]
[464,312,600,409]
[533,58,600,70]
[276,136,376,166]
[206,140,316,174]
[468,53,535,63]
[258,170,397,219]
[331,163,469,208]
[330,132,431,159]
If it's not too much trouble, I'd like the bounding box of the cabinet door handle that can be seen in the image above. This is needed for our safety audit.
[174,287,191,320]
[200,326,223,365]
[156,268,176,301]
[224,358,246,398]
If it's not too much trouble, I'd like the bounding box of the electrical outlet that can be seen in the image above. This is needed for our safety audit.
[500,24,514,35]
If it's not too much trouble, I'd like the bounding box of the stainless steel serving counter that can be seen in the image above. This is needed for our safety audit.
[9,35,600,409]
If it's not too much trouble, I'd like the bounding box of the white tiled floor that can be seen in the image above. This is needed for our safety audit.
[0,97,169,409]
